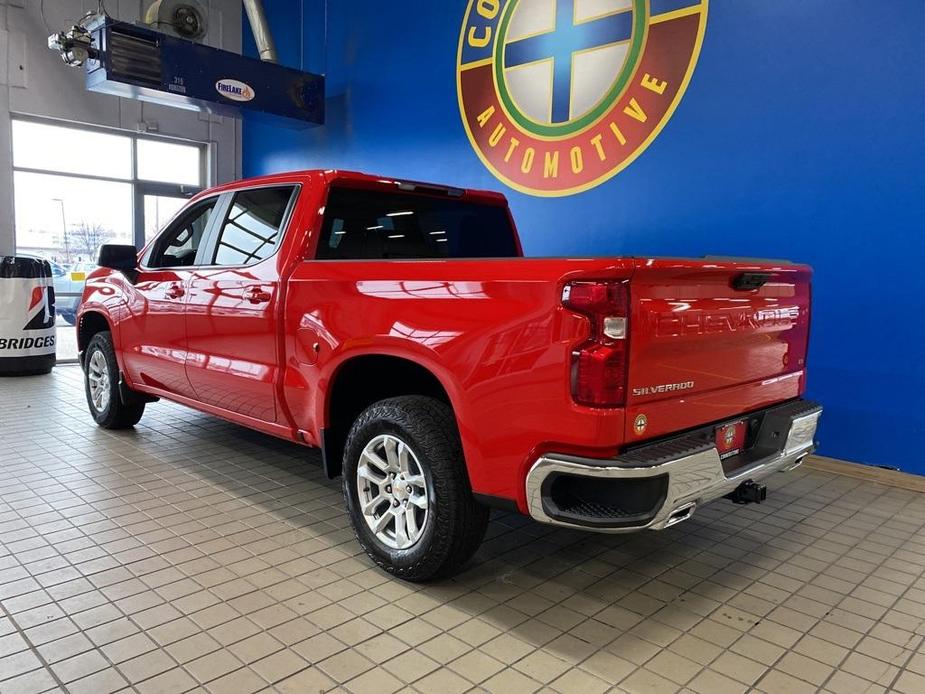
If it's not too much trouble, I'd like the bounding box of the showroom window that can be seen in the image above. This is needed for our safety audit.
[11,117,207,361]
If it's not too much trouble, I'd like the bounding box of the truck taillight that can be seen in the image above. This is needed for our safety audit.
[562,281,629,407]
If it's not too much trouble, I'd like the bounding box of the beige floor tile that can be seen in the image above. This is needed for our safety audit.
[268,666,332,692]
[115,649,176,684]
[483,632,535,664]
[204,666,267,694]
[415,667,474,694]
[64,666,128,694]
[552,667,610,693]
[50,649,109,683]
[2,368,925,694]
[449,648,506,683]
[292,631,347,663]
[0,632,29,658]
[749,619,803,649]
[793,634,849,667]
[135,666,199,694]
[185,648,244,684]
[513,649,572,683]
[710,650,768,686]
[894,669,925,694]
[0,667,60,694]
[688,668,748,694]
[164,632,221,664]
[688,619,740,648]
[316,647,376,683]
[353,632,409,665]
[646,647,702,687]
[345,665,405,694]
[227,632,284,664]
[482,667,542,693]
[824,669,880,694]
[605,632,661,665]
[620,667,681,694]
[35,632,94,664]
[101,632,159,664]
[420,633,473,664]
[755,668,819,694]
[579,650,635,682]
[450,617,503,647]
[382,649,440,683]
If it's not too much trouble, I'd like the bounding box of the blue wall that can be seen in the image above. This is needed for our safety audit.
[243,1,925,474]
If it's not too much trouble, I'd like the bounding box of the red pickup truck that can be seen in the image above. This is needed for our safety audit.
[78,170,821,581]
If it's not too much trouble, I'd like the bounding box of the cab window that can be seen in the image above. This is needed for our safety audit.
[316,186,518,260]
[209,186,297,267]
[146,198,216,268]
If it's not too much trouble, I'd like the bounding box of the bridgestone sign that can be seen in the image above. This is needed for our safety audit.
[0,256,56,375]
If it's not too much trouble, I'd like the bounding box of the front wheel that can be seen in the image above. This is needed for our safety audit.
[84,331,145,429]
[343,396,489,582]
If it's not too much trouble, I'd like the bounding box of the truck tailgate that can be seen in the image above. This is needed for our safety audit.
[626,259,811,442]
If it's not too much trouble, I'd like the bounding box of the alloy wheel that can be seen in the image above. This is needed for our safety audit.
[355,434,430,549]
[87,350,111,413]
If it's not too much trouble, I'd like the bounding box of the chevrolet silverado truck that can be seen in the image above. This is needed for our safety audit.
[77,170,822,581]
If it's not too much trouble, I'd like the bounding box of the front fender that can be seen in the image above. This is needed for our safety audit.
[77,273,131,372]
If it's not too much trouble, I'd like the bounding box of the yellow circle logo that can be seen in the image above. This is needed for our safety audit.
[457,0,708,197]
[634,413,648,435]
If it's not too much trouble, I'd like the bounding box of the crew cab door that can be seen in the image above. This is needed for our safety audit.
[184,185,298,423]
[121,197,219,397]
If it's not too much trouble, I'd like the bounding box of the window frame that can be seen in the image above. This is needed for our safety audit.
[313,183,518,262]
[139,194,225,270]
[194,184,301,270]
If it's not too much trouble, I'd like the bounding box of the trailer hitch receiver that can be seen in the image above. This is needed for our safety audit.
[725,480,767,505]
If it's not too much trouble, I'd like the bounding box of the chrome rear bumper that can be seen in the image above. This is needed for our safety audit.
[526,400,822,532]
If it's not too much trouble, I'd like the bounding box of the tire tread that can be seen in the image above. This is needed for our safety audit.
[343,396,488,581]
[85,331,145,429]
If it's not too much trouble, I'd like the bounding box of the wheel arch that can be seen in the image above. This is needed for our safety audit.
[321,353,461,479]
[76,310,113,367]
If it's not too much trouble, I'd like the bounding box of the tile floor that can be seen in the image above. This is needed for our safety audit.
[1,366,923,693]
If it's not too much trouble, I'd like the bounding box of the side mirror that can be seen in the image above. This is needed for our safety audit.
[98,244,138,273]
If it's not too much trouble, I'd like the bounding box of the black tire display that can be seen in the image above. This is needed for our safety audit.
[343,396,489,581]
[84,331,145,429]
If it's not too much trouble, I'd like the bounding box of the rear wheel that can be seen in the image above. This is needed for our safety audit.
[343,396,489,582]
[84,331,145,429]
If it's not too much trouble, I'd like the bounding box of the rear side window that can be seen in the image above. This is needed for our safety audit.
[317,187,518,260]
[210,186,297,266]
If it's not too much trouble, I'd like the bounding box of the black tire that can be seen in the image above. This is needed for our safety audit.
[84,331,145,429]
[343,396,489,582]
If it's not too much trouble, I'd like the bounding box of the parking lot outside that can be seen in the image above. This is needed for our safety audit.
[56,315,78,362]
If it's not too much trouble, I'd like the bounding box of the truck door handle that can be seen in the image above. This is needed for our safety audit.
[244,287,271,304]
[165,283,185,299]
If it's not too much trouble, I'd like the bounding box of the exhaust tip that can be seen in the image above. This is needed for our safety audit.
[665,502,696,527]
[784,455,807,472]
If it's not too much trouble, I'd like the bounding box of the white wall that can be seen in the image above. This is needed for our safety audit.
[0,0,244,255]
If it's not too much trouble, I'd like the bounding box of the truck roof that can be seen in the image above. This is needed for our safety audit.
[199,169,509,206]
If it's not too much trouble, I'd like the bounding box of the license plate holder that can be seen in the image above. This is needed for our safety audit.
[715,419,747,459]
